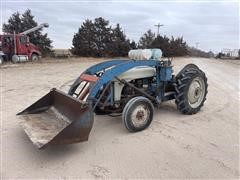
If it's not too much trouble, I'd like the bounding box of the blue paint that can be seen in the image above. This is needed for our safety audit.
[68,59,128,95]
[85,59,128,75]
[88,60,159,99]
[68,58,175,105]
[160,67,173,81]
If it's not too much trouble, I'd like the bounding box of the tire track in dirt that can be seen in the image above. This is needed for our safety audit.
[151,124,239,177]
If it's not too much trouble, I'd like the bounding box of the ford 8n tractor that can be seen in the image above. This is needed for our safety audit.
[17,49,208,149]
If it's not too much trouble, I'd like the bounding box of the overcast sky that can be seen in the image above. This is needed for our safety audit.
[1,0,239,52]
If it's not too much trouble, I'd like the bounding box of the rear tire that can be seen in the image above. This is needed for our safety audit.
[31,54,39,61]
[175,68,208,114]
[122,96,154,132]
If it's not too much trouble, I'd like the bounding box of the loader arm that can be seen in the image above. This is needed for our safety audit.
[85,59,129,75]
[88,60,159,101]
[68,59,128,95]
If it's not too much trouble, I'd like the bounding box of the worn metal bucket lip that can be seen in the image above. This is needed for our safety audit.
[17,89,93,149]
[17,88,87,115]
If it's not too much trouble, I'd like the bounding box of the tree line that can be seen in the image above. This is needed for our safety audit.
[72,17,136,57]
[138,30,188,57]
[72,18,189,57]
[3,9,213,58]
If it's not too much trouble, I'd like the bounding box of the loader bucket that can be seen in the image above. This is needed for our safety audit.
[17,89,93,149]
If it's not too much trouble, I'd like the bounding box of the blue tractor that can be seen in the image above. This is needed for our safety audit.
[18,49,208,149]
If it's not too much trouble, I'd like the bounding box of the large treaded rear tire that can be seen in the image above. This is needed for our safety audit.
[175,67,208,114]
[122,96,154,132]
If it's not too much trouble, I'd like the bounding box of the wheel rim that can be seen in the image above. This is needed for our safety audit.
[131,104,150,128]
[187,77,205,108]
[32,55,38,61]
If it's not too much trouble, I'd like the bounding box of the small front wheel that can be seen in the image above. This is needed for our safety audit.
[122,96,154,132]
[0,56,3,64]
[31,54,39,61]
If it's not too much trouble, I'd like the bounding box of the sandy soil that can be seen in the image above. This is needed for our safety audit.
[1,57,239,179]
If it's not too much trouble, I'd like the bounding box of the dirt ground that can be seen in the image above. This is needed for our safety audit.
[1,57,239,179]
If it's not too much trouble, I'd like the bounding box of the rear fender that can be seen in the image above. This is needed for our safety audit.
[176,64,200,79]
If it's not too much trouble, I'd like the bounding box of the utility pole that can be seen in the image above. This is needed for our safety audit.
[195,42,199,49]
[154,23,164,36]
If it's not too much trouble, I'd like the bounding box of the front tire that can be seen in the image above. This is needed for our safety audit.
[31,54,39,61]
[0,56,3,64]
[175,68,208,114]
[122,96,154,132]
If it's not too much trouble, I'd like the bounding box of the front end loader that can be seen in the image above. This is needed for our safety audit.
[18,49,208,149]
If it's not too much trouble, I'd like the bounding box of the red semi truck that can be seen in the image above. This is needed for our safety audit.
[0,23,49,64]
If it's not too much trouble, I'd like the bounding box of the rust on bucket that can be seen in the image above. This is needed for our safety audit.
[17,89,94,149]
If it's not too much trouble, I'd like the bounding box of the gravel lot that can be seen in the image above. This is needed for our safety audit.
[1,57,239,179]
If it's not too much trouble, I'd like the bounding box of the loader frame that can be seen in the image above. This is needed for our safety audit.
[68,59,175,113]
